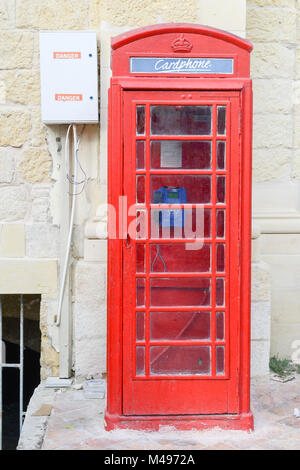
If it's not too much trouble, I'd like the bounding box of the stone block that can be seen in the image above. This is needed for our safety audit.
[198,0,246,33]
[251,237,260,263]
[74,302,106,343]
[0,0,15,29]
[293,109,300,148]
[40,337,59,380]
[16,0,89,29]
[31,198,50,223]
[272,288,300,324]
[31,185,51,199]
[32,32,40,69]
[252,147,291,182]
[251,301,271,341]
[74,261,106,309]
[30,109,47,147]
[84,239,107,262]
[0,147,15,183]
[101,0,199,26]
[0,31,33,69]
[74,335,106,380]
[252,180,300,215]
[253,79,292,114]
[297,11,300,43]
[0,259,58,296]
[18,147,52,183]
[248,0,294,6]
[271,323,300,359]
[251,340,270,377]
[296,47,300,80]
[247,6,296,43]
[89,0,101,29]
[253,114,293,149]
[0,186,28,221]
[262,255,300,290]
[260,234,300,255]
[250,43,294,79]
[0,79,5,103]
[72,225,84,259]
[293,80,300,106]
[26,224,59,258]
[251,262,271,302]
[292,148,300,179]
[40,296,59,352]
[0,223,25,258]
[0,111,31,147]
[4,70,40,106]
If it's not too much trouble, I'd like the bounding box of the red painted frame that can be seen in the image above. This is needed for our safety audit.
[106,24,253,431]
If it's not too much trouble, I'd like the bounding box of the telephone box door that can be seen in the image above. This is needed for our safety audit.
[123,90,241,416]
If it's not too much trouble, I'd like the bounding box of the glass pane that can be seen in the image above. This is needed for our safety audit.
[216,176,226,204]
[136,278,145,306]
[136,346,145,375]
[150,345,211,375]
[136,244,145,273]
[136,141,145,170]
[150,105,212,135]
[136,311,145,341]
[150,141,211,169]
[136,106,145,135]
[216,210,225,238]
[217,106,226,135]
[217,141,226,170]
[150,311,211,341]
[136,210,147,239]
[216,278,225,306]
[150,278,210,307]
[150,243,210,273]
[216,345,225,375]
[151,208,211,239]
[136,175,145,204]
[216,311,225,341]
[216,244,225,272]
[151,175,211,204]
[203,209,211,238]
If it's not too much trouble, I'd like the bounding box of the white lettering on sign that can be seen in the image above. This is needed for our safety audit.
[154,58,212,72]
[130,57,234,74]
[55,94,83,102]
[53,52,81,59]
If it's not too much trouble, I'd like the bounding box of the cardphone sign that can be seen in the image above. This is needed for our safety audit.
[130,57,234,74]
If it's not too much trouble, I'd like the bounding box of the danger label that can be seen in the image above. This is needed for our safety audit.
[53,52,81,59]
[55,94,83,102]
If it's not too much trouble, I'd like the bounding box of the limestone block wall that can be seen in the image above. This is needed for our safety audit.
[0,0,101,379]
[247,0,300,362]
[0,0,292,382]
[251,228,271,377]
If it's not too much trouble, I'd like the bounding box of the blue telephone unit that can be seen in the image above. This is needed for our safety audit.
[153,186,187,227]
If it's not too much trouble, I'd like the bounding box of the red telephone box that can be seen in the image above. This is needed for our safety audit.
[106,24,253,431]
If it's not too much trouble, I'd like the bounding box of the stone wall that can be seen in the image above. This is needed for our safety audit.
[0,0,101,379]
[0,0,296,382]
[247,0,300,362]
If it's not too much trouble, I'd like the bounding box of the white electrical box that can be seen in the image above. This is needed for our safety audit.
[40,31,99,124]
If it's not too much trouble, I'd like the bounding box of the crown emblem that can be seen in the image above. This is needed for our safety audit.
[171,34,193,53]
